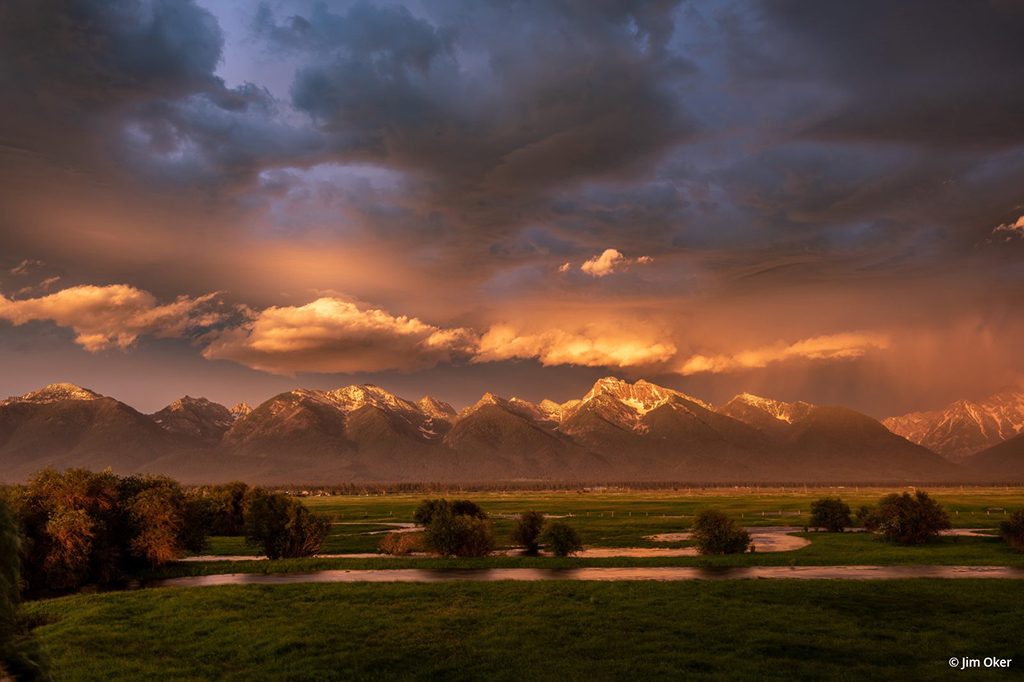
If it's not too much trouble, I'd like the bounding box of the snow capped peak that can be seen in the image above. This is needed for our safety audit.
[9,383,102,404]
[884,387,1024,460]
[165,395,219,412]
[324,384,418,413]
[231,403,253,419]
[417,396,456,419]
[723,393,812,424]
[581,376,708,414]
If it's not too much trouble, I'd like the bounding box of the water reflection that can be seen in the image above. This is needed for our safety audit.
[151,565,1024,589]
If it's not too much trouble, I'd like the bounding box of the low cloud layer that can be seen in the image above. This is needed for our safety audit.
[201,297,477,375]
[678,333,890,376]
[0,285,221,351]
[475,323,676,369]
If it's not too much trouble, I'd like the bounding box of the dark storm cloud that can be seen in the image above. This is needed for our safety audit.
[2,0,1024,413]
[747,0,1024,148]
[0,0,328,190]
[255,0,694,221]
[0,0,223,104]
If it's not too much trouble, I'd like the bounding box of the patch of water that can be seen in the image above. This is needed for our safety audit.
[152,565,1024,589]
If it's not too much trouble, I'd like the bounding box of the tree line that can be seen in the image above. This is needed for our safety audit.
[0,469,330,595]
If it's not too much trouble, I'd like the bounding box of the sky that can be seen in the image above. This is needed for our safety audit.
[1,0,1023,417]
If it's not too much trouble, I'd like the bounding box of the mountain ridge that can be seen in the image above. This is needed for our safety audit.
[884,388,1024,461]
[0,379,1001,484]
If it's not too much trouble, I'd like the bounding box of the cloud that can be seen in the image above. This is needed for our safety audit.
[474,324,676,368]
[577,249,653,277]
[678,332,889,375]
[0,285,222,351]
[8,259,44,276]
[993,216,1024,238]
[201,297,477,375]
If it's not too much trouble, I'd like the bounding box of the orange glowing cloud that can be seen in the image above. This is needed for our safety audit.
[474,323,676,368]
[993,215,1024,238]
[678,332,890,375]
[575,249,653,277]
[0,285,221,351]
[201,297,477,375]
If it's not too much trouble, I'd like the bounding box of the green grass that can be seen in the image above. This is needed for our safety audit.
[25,580,1024,680]
[274,487,1024,555]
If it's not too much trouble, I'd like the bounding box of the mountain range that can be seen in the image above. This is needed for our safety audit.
[883,389,1024,462]
[0,379,1019,484]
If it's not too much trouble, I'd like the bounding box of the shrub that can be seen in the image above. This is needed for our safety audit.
[855,504,874,527]
[691,510,751,555]
[862,491,951,545]
[541,522,583,557]
[413,498,487,526]
[809,497,853,532]
[511,511,546,555]
[1000,510,1024,553]
[243,489,330,559]
[424,510,494,557]
[378,531,426,556]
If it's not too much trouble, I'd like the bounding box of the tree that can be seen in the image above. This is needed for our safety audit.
[243,489,330,559]
[413,499,448,526]
[809,497,853,532]
[203,482,249,536]
[861,491,951,545]
[423,508,494,557]
[414,499,487,526]
[541,522,582,557]
[128,483,187,566]
[511,511,545,555]
[0,497,49,681]
[691,510,751,555]
[999,510,1024,553]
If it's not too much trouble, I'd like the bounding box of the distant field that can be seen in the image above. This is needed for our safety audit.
[158,487,1024,579]
[25,580,1024,680]
[267,487,1021,552]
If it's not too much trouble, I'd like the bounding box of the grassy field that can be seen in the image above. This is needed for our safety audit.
[25,580,1024,680]
[178,487,1024,575]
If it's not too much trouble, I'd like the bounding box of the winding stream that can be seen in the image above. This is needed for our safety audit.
[153,565,1024,589]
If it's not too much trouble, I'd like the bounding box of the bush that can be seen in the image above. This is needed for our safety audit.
[413,499,487,526]
[855,504,874,527]
[691,510,751,555]
[809,497,853,532]
[0,497,49,681]
[541,522,583,557]
[511,511,546,555]
[378,531,426,556]
[424,510,494,557]
[1000,510,1024,553]
[861,491,951,545]
[243,489,330,559]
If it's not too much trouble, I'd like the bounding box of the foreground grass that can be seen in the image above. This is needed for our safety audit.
[26,580,1024,680]
[156,534,1024,579]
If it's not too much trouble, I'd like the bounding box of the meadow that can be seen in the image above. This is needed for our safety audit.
[167,487,1024,575]
[24,580,1024,680]
[22,487,1024,680]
